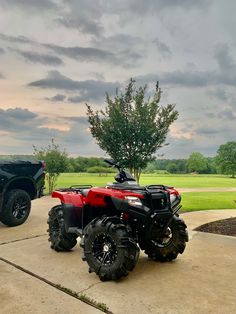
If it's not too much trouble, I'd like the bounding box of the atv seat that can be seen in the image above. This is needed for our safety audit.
[81,189,89,197]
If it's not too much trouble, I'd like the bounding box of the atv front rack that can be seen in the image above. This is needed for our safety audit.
[107,184,172,192]
[146,184,174,190]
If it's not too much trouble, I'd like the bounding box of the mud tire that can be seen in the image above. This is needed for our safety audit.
[142,215,188,262]
[47,205,77,251]
[81,217,139,281]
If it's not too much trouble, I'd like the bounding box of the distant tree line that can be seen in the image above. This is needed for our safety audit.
[31,140,236,193]
[144,154,217,174]
[53,154,218,174]
[4,139,235,181]
[67,156,114,173]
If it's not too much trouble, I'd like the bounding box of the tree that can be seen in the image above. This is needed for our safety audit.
[186,152,208,173]
[86,79,178,182]
[166,162,178,173]
[33,139,68,193]
[216,141,236,178]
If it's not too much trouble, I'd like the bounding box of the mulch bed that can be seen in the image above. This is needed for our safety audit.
[195,217,236,237]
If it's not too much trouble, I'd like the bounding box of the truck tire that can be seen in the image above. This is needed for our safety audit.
[81,217,139,281]
[142,215,188,262]
[0,189,31,227]
[47,205,77,252]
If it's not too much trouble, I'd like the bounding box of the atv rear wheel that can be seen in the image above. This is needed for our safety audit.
[47,205,77,252]
[142,215,188,262]
[81,217,139,281]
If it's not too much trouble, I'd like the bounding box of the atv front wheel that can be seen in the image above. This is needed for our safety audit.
[81,217,139,281]
[142,215,188,262]
[47,205,77,251]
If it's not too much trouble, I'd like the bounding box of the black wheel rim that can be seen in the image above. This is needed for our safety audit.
[92,233,117,265]
[152,227,173,248]
[12,197,28,220]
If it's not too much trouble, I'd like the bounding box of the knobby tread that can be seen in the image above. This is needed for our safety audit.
[81,217,139,281]
[47,205,77,252]
[143,215,188,262]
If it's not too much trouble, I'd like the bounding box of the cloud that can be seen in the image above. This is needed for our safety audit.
[44,41,143,67]
[136,70,211,87]
[55,0,211,38]
[0,107,98,155]
[0,33,36,44]
[136,67,236,88]
[0,108,70,147]
[214,43,235,71]
[0,72,5,79]
[152,0,211,10]
[46,94,66,102]
[56,0,103,35]
[0,33,142,67]
[152,38,172,58]
[90,34,145,66]
[28,70,120,101]
[0,47,5,54]
[63,116,88,125]
[56,17,103,36]
[195,127,223,135]
[207,88,229,101]
[0,108,38,132]
[217,108,236,120]
[12,49,64,65]
[0,0,58,12]
[92,34,144,49]
[44,43,117,64]
[104,0,211,17]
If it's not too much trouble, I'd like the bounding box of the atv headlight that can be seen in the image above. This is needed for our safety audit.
[125,196,142,206]
[170,194,177,203]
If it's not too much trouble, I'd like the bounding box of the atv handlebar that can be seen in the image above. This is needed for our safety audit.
[104,159,121,170]
[104,159,115,166]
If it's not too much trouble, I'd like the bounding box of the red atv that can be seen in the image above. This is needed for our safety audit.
[47,159,188,281]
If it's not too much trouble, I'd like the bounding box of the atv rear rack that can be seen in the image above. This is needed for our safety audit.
[57,185,93,193]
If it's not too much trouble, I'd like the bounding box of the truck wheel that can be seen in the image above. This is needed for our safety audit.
[81,217,139,281]
[142,216,188,262]
[0,189,31,227]
[47,205,77,252]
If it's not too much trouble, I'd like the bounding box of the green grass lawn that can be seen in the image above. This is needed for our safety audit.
[48,173,236,211]
[55,173,236,189]
[181,192,236,211]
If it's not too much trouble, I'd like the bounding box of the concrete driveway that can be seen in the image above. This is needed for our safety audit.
[1,196,236,314]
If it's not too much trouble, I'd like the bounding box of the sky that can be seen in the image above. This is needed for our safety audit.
[0,0,236,159]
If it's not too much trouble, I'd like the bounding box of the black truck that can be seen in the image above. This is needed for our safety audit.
[0,158,45,227]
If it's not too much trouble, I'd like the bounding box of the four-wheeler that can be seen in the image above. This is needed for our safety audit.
[47,159,188,281]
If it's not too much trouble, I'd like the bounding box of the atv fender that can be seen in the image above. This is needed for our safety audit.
[52,191,84,207]
[62,203,83,230]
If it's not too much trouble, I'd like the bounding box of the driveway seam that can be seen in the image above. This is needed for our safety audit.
[0,233,46,246]
[0,256,113,314]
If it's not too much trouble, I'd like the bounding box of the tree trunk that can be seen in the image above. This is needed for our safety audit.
[134,168,142,183]
[47,173,58,194]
